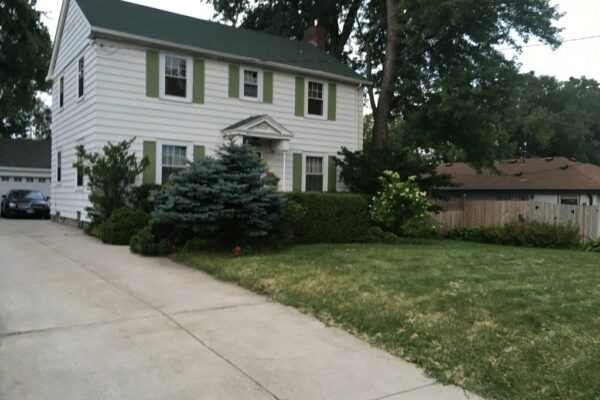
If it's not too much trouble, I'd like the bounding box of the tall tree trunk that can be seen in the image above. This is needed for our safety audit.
[371,0,400,153]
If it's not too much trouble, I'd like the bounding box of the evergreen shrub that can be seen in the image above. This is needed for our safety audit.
[101,207,150,245]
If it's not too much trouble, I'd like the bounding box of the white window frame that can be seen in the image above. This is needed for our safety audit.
[159,53,193,103]
[78,56,85,99]
[301,153,329,192]
[240,67,262,102]
[304,79,328,120]
[560,194,579,206]
[59,76,64,109]
[75,141,85,191]
[156,141,192,185]
[56,150,62,184]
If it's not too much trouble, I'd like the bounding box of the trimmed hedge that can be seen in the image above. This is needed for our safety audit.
[280,192,376,244]
[101,207,150,245]
[447,222,581,249]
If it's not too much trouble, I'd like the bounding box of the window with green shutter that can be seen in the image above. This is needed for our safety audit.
[146,50,159,98]
[142,141,156,184]
[228,65,240,98]
[263,71,273,104]
[193,58,205,104]
[193,145,205,161]
[328,156,337,192]
[294,77,304,116]
[292,153,303,192]
[327,83,337,121]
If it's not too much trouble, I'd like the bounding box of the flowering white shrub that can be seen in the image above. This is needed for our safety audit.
[370,171,435,235]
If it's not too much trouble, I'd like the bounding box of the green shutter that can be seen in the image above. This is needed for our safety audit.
[328,156,337,192]
[327,83,337,121]
[142,141,156,184]
[193,145,205,161]
[193,58,205,104]
[228,65,239,98]
[292,153,303,192]
[263,71,273,104]
[146,50,159,98]
[295,77,304,116]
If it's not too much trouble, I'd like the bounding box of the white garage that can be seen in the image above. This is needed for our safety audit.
[0,139,51,197]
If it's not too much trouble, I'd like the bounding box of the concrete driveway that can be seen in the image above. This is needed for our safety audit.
[0,219,481,400]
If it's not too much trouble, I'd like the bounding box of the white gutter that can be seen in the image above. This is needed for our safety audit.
[90,26,373,86]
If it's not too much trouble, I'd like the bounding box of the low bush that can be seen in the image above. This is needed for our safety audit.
[101,207,150,245]
[447,222,581,249]
[280,192,374,244]
[129,225,158,256]
[581,237,600,253]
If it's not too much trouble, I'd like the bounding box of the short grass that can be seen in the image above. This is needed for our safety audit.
[174,240,600,400]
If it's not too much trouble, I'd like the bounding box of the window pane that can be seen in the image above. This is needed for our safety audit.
[164,55,187,97]
[78,57,84,97]
[308,99,323,116]
[244,70,258,85]
[306,175,323,192]
[308,82,323,99]
[244,84,258,97]
[165,77,187,97]
[560,195,578,206]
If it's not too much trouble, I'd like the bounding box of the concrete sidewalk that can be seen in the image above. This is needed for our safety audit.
[0,219,482,400]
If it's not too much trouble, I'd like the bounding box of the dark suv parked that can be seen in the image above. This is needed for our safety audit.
[1,190,51,219]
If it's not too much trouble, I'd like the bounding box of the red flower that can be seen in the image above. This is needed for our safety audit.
[233,245,242,257]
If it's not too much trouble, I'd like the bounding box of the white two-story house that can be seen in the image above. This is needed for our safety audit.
[47,0,367,222]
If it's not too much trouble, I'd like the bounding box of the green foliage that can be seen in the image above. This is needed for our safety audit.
[129,225,158,256]
[101,207,150,245]
[157,238,174,256]
[1,0,52,139]
[280,192,373,244]
[508,74,600,164]
[447,222,581,249]
[370,171,434,235]
[131,184,162,213]
[338,120,454,194]
[581,237,600,253]
[209,0,561,166]
[152,141,285,245]
[399,214,438,238]
[74,138,149,224]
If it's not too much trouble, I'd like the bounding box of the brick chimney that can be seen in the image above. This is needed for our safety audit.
[303,20,327,49]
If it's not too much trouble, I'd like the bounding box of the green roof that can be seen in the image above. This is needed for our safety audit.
[75,0,366,83]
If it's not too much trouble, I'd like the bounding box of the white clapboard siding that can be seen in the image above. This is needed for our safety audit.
[93,40,362,193]
[50,0,96,220]
[50,2,363,220]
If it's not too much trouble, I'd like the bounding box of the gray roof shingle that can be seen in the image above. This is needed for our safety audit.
[75,0,366,83]
[0,139,51,170]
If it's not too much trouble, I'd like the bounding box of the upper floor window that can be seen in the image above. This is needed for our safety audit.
[59,77,64,108]
[26,177,34,183]
[307,81,324,117]
[1,176,9,182]
[78,57,84,98]
[57,152,62,182]
[14,177,22,182]
[305,156,324,192]
[242,68,260,100]
[163,54,190,100]
[161,145,187,184]
[38,178,46,183]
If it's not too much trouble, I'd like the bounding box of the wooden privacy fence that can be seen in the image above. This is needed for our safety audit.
[435,199,600,238]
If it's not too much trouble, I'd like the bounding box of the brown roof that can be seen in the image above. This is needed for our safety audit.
[436,157,600,191]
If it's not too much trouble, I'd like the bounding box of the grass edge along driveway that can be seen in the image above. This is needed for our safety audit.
[173,240,600,400]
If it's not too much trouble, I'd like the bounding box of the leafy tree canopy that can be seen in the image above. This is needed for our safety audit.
[206,0,562,167]
[0,0,52,139]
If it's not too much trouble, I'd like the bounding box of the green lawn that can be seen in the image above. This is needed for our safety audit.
[174,240,600,400]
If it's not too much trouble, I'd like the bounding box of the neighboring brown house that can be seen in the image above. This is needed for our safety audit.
[435,157,600,206]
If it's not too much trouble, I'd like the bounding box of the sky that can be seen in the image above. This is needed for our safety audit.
[36,0,600,81]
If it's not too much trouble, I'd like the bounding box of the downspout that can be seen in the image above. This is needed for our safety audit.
[356,84,361,151]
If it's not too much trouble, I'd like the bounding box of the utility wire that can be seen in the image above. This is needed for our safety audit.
[500,34,600,51]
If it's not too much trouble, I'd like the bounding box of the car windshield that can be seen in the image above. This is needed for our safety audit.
[11,191,45,201]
